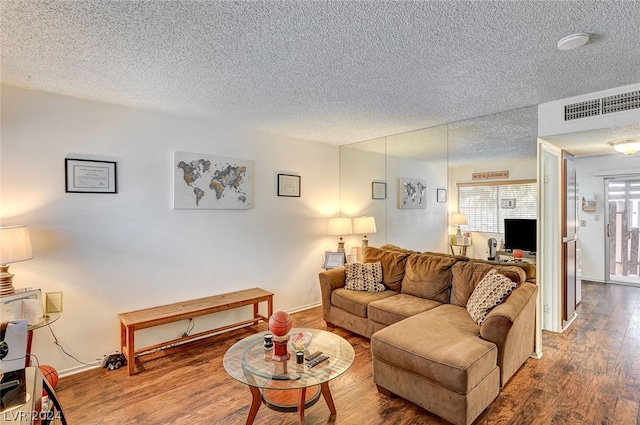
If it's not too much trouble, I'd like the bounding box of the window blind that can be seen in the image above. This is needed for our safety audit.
[457,180,537,233]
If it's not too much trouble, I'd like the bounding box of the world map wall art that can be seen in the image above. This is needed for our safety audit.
[399,177,427,209]
[174,152,253,209]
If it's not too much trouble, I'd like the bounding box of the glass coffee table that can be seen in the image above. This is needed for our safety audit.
[223,328,355,424]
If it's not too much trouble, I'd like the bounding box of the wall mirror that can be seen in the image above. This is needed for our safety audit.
[339,105,538,255]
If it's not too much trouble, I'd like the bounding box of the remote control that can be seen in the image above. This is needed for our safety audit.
[0,380,20,392]
[306,355,329,368]
[305,351,322,361]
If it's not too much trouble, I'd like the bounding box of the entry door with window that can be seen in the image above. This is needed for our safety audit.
[606,177,640,285]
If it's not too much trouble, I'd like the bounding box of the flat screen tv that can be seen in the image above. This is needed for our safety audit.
[504,219,537,253]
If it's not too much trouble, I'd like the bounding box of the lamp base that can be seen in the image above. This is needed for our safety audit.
[361,236,369,258]
[0,265,16,297]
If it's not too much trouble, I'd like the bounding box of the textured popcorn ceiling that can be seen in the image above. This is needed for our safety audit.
[2,1,639,159]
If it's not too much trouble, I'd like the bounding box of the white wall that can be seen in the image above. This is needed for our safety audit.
[448,158,537,259]
[0,86,340,374]
[339,141,387,253]
[386,157,448,253]
[575,154,640,281]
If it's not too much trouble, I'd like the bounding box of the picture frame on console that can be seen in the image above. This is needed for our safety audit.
[324,252,345,269]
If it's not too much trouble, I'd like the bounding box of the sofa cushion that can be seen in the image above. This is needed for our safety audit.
[363,246,412,292]
[331,288,397,318]
[466,269,518,325]
[400,253,458,303]
[344,261,385,292]
[371,304,497,394]
[368,294,442,326]
[450,262,526,308]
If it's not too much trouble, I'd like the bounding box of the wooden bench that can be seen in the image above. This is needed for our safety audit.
[119,287,273,375]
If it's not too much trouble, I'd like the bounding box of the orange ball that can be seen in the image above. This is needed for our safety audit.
[39,365,59,395]
[268,311,292,337]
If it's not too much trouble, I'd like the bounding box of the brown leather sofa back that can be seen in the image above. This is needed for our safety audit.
[450,261,527,308]
[401,253,459,303]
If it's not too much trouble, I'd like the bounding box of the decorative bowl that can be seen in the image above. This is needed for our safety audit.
[289,331,312,352]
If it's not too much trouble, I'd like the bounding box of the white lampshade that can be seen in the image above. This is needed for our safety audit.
[0,226,33,265]
[328,217,353,236]
[353,216,377,235]
[0,225,33,297]
[451,213,468,227]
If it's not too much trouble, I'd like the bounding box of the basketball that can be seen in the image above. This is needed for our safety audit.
[268,311,292,336]
[39,365,59,395]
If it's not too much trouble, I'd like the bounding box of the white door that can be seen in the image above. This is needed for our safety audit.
[605,177,640,285]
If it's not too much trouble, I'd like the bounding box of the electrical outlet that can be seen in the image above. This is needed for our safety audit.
[595,214,600,221]
[45,292,64,313]
[544,304,550,313]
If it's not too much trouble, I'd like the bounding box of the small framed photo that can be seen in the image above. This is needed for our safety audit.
[372,181,387,200]
[501,198,516,209]
[65,158,117,193]
[277,174,301,197]
[437,188,447,203]
[324,252,346,269]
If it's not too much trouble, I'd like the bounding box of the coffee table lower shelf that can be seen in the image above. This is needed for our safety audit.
[247,382,336,424]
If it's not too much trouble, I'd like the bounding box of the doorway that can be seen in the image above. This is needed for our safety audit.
[605,177,640,285]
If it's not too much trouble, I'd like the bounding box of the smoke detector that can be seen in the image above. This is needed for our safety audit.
[557,33,590,50]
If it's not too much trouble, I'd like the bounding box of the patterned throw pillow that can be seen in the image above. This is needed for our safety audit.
[344,262,386,292]
[466,269,518,325]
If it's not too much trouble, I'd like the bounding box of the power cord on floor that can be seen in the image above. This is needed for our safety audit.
[182,318,195,337]
[47,325,94,366]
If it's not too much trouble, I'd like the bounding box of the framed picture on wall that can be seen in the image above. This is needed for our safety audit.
[398,177,427,209]
[437,188,447,203]
[65,158,117,193]
[277,174,301,197]
[372,181,386,200]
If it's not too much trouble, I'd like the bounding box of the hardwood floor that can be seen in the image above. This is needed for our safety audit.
[55,281,640,424]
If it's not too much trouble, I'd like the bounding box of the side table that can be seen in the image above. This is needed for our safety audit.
[26,314,60,367]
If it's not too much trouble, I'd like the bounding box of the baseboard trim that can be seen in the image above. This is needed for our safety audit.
[286,302,321,315]
[58,361,101,378]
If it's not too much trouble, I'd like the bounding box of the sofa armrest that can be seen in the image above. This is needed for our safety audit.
[318,267,346,321]
[480,282,538,385]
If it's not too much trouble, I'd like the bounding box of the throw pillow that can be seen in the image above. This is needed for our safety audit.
[362,247,411,292]
[344,262,386,292]
[466,269,518,325]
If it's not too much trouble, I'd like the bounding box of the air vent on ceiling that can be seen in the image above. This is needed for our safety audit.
[602,90,640,114]
[564,99,600,121]
[564,90,640,121]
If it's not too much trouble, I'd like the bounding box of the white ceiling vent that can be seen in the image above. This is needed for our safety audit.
[564,90,640,121]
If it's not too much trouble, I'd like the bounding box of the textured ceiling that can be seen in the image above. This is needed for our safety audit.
[2,1,640,157]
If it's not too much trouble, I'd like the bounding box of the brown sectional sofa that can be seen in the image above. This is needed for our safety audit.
[318,245,537,425]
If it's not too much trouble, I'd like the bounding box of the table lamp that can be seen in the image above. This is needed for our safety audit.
[0,225,34,297]
[451,214,468,236]
[328,217,353,253]
[353,216,377,252]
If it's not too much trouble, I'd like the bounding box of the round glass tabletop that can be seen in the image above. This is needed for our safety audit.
[223,328,355,390]
[28,313,60,331]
